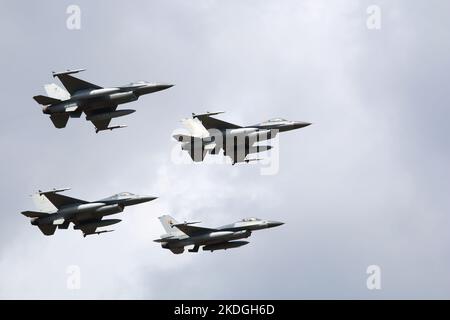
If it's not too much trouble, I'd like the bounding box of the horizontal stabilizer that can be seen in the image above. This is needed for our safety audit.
[38,224,57,236]
[21,211,49,218]
[33,95,61,105]
[50,114,70,128]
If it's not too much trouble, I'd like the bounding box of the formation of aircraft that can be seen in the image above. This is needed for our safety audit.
[154,215,284,254]
[33,69,173,132]
[21,188,156,237]
[22,69,312,253]
[174,111,311,164]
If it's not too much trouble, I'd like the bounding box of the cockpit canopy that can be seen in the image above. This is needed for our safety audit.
[242,217,259,222]
[118,192,133,197]
[121,81,148,88]
[268,118,287,122]
[102,192,135,201]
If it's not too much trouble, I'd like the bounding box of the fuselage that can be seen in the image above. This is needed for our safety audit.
[164,230,252,249]
[223,120,311,144]
[43,83,172,115]
[31,193,156,226]
[159,218,283,253]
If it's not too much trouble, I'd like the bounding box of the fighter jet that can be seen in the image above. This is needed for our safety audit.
[173,111,311,164]
[33,69,173,132]
[21,188,157,237]
[154,215,284,254]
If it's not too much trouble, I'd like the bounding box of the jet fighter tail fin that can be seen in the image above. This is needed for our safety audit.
[44,83,70,100]
[181,118,209,138]
[158,215,183,234]
[31,193,57,213]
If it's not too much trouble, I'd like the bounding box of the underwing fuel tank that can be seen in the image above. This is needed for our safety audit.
[86,109,135,122]
[183,230,251,246]
[71,88,120,100]
[191,231,235,242]
[94,204,124,216]
[73,219,121,230]
[203,241,249,251]
[58,202,105,215]
[108,92,138,104]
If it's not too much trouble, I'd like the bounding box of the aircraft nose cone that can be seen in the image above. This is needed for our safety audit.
[138,196,158,203]
[267,221,284,228]
[136,84,174,95]
[154,84,174,91]
[293,121,312,129]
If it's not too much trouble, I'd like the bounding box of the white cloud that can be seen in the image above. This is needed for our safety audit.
[1,0,450,299]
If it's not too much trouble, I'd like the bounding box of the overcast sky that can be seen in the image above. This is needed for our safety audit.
[1,0,450,299]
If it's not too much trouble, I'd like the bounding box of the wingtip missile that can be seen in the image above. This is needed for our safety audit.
[171,221,202,228]
[52,68,86,77]
[37,187,71,195]
[95,125,127,134]
[192,111,225,119]
[83,229,115,237]
[244,158,263,164]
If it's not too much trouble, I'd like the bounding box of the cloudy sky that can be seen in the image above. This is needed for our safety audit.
[1,0,450,299]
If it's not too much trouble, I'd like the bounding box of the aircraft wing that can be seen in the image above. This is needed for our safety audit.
[194,115,241,130]
[84,105,117,132]
[173,224,217,237]
[54,72,102,95]
[39,189,88,209]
